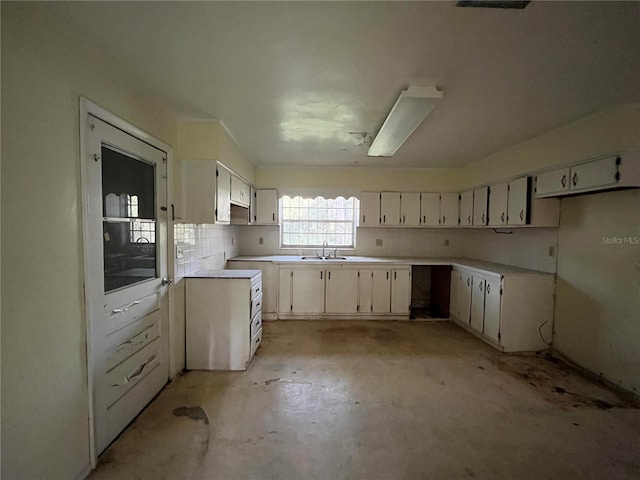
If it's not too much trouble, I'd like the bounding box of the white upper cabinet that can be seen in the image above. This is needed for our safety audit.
[535,152,640,198]
[507,176,530,225]
[181,159,216,224]
[535,168,571,197]
[381,192,401,226]
[401,192,421,226]
[230,175,250,208]
[255,189,279,224]
[249,186,256,224]
[488,182,508,226]
[360,192,380,227]
[420,193,440,226]
[473,186,488,226]
[216,164,231,224]
[459,190,474,226]
[439,193,459,226]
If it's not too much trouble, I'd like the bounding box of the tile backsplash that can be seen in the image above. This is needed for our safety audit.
[174,223,240,278]
[237,225,558,273]
[174,223,559,276]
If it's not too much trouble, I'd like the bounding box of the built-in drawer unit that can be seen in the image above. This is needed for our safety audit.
[186,269,262,370]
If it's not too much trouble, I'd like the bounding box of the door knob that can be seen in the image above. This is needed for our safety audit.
[161,277,173,286]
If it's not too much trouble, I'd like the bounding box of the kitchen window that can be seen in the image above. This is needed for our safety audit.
[280,195,359,248]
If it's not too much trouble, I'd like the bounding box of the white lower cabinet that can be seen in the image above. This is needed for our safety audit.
[325,269,359,314]
[185,270,262,370]
[371,269,391,313]
[277,265,411,318]
[391,269,411,314]
[450,266,554,352]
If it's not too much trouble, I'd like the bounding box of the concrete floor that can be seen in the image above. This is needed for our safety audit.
[90,321,640,480]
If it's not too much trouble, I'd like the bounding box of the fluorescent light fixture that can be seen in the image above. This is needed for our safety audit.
[368,85,443,157]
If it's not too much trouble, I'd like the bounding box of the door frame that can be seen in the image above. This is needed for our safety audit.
[79,97,175,466]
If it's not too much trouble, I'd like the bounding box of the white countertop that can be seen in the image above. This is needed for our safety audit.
[188,269,261,279]
[228,256,552,276]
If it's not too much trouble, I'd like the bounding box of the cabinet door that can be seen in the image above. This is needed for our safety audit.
[420,193,440,226]
[473,186,488,226]
[360,192,380,227]
[371,270,391,313]
[359,269,373,314]
[469,276,485,333]
[380,192,401,226]
[291,268,325,314]
[278,268,292,313]
[230,175,250,207]
[325,269,359,314]
[458,272,472,325]
[216,166,231,223]
[459,191,474,226]
[483,277,502,343]
[391,269,411,314]
[255,189,278,224]
[570,156,620,191]
[507,177,530,225]
[488,183,508,226]
[182,160,215,224]
[535,168,570,197]
[440,193,459,226]
[249,186,256,224]
[401,192,421,226]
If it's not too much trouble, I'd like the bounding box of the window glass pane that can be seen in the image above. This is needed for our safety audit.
[280,195,359,248]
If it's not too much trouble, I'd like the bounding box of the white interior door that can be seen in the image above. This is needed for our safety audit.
[83,111,170,458]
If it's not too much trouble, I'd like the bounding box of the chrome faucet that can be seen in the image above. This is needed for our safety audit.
[322,240,328,258]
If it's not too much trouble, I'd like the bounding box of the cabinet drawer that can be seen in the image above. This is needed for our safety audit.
[105,311,161,371]
[250,327,263,358]
[105,338,161,407]
[250,310,263,338]
[105,292,160,336]
[251,281,262,301]
[251,292,263,318]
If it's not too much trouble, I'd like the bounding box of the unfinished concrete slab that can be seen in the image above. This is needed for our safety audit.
[89,321,640,480]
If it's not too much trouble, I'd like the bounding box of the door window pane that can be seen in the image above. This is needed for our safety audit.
[101,146,157,292]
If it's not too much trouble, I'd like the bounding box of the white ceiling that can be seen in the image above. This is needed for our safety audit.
[47,1,640,168]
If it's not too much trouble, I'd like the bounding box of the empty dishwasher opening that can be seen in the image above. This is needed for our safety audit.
[410,265,452,319]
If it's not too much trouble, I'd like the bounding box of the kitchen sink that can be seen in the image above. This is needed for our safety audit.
[301,256,349,261]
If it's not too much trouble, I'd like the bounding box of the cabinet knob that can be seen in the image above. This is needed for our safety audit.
[481,213,485,224]
[468,214,471,224]
[486,283,491,294]
[501,212,505,223]
[519,209,524,221]
[561,174,567,188]
[572,172,579,187]
[442,215,445,224]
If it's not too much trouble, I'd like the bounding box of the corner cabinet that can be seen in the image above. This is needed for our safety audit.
[488,176,559,227]
[450,266,554,352]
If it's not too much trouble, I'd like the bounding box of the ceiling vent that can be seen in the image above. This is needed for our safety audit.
[457,1,530,9]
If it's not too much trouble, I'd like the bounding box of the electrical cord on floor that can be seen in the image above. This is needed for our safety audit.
[538,320,552,346]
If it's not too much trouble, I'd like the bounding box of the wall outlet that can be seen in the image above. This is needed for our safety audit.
[259,237,264,245]
[376,238,383,247]
[548,246,556,257]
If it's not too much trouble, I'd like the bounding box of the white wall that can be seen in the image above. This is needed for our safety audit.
[1,4,176,479]
[553,190,640,394]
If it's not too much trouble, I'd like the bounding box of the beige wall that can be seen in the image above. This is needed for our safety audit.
[256,166,462,192]
[1,4,176,479]
[554,190,640,394]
